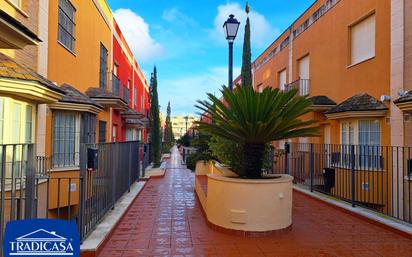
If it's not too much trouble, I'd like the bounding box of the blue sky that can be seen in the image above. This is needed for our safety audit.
[107,0,315,116]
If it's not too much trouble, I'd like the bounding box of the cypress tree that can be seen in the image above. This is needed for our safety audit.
[241,2,252,87]
[149,66,161,167]
[163,102,175,152]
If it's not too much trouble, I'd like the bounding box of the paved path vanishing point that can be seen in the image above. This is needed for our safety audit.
[98,146,412,257]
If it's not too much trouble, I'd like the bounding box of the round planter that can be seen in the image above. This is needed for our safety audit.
[195,160,213,175]
[206,173,293,233]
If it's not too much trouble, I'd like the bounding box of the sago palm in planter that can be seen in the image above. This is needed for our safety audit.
[195,86,319,179]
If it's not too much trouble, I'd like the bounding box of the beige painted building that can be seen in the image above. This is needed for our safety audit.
[171,115,197,139]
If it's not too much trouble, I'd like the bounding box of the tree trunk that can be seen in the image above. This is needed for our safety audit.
[242,143,265,178]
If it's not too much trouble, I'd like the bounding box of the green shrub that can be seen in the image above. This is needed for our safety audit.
[186,152,213,171]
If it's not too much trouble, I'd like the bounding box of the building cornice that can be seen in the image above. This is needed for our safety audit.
[395,101,412,112]
[325,110,388,120]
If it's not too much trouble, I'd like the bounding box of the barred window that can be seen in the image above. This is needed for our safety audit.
[81,113,96,144]
[100,43,108,88]
[53,111,79,168]
[58,0,76,52]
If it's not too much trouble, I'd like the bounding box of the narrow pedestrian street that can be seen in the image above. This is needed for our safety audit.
[98,146,412,257]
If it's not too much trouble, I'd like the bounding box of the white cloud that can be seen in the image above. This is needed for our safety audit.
[113,9,164,63]
[162,8,197,28]
[210,2,277,47]
[159,66,241,115]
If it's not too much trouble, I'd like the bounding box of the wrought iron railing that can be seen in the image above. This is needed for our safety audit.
[1,141,144,252]
[112,73,120,96]
[285,79,310,96]
[123,86,130,104]
[270,143,412,224]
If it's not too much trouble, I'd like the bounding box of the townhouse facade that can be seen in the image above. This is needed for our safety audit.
[171,115,197,139]
[250,0,412,219]
[0,0,151,220]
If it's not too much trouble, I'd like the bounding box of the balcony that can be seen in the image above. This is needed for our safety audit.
[112,73,121,97]
[285,78,310,96]
[123,87,130,104]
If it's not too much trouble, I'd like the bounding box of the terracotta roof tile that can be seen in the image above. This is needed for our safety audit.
[309,96,336,106]
[0,53,64,94]
[325,93,388,114]
[394,92,412,104]
[60,84,103,109]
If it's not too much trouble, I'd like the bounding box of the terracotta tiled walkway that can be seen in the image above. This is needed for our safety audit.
[98,147,412,257]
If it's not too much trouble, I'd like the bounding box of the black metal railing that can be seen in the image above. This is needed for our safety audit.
[112,73,120,96]
[271,142,412,224]
[285,79,310,96]
[1,141,145,252]
[78,141,140,240]
[123,87,130,104]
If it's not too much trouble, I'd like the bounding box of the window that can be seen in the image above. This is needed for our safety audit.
[350,14,375,65]
[58,0,76,52]
[113,63,118,76]
[100,44,108,89]
[341,122,354,145]
[12,103,21,143]
[0,99,3,144]
[52,111,79,168]
[133,86,137,108]
[0,98,34,144]
[358,120,381,169]
[278,70,287,90]
[337,120,382,169]
[112,125,117,142]
[358,120,380,146]
[98,121,106,143]
[298,56,310,95]
[81,113,96,144]
[25,106,32,143]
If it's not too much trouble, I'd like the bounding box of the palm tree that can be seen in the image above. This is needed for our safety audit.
[195,86,319,179]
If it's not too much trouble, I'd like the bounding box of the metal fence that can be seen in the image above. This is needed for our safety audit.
[271,143,412,224]
[1,140,144,255]
[79,141,140,240]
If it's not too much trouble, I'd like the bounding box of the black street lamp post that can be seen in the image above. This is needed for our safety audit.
[184,116,189,133]
[223,14,240,92]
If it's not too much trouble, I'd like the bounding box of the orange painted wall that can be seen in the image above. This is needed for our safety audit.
[47,0,112,92]
[252,0,391,145]
[45,0,113,156]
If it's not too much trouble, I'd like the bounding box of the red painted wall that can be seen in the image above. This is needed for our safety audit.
[113,19,151,143]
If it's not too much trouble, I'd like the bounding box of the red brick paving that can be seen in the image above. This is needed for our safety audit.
[98,148,412,257]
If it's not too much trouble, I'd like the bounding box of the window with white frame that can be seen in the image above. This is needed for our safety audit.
[278,69,286,90]
[52,111,80,168]
[257,84,263,93]
[58,0,76,52]
[0,97,34,144]
[350,14,375,65]
[337,119,382,169]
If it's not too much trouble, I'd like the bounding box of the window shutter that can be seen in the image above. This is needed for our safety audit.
[351,15,376,65]
[278,70,286,90]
